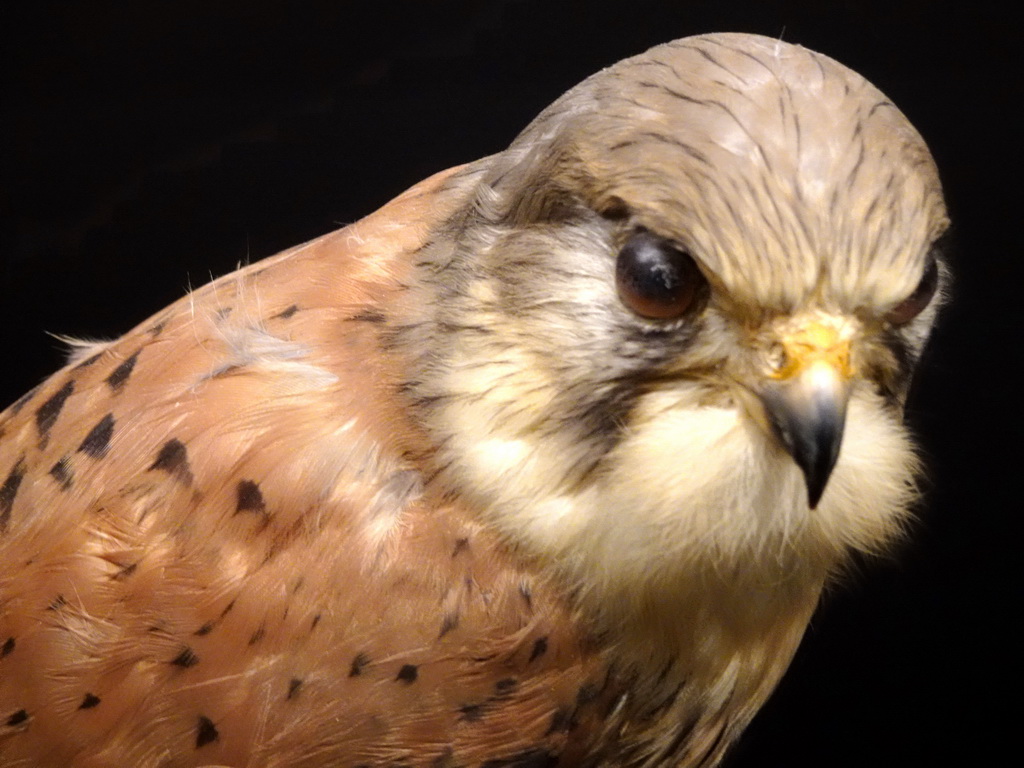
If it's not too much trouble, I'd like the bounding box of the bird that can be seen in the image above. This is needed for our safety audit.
[0,32,948,768]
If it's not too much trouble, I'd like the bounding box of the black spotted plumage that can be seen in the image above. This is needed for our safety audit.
[77,414,114,457]
[171,647,200,668]
[195,716,219,748]
[149,439,193,484]
[105,349,141,391]
[35,381,75,442]
[0,458,26,530]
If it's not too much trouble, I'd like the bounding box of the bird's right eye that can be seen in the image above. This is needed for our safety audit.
[886,257,939,326]
[615,230,706,320]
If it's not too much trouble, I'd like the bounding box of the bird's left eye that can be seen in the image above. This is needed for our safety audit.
[886,258,939,325]
[616,230,706,320]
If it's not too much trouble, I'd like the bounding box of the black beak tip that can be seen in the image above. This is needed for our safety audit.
[764,396,844,511]
[799,436,842,509]
[805,472,829,510]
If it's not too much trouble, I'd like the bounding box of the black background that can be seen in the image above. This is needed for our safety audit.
[2,2,1017,766]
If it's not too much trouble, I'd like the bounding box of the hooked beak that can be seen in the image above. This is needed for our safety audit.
[756,321,855,508]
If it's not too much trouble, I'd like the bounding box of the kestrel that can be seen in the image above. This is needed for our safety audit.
[0,33,948,767]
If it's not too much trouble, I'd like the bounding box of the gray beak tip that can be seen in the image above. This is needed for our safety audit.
[760,377,848,510]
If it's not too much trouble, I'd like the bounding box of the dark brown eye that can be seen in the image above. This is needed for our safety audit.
[886,258,939,325]
[615,230,705,320]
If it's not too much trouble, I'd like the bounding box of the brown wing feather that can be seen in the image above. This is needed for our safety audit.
[0,165,616,767]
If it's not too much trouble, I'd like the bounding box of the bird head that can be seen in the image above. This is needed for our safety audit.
[399,34,948,617]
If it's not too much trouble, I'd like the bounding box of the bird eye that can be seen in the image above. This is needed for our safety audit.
[886,258,939,325]
[615,230,705,320]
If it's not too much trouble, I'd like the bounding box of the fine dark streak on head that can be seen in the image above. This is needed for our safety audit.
[47,594,67,611]
[35,380,75,440]
[631,55,682,78]
[777,173,817,248]
[867,99,896,120]
[194,622,214,636]
[790,100,803,162]
[741,176,784,245]
[0,457,27,531]
[78,693,101,710]
[637,80,707,109]
[49,456,74,490]
[195,715,219,748]
[692,45,749,84]
[105,349,141,391]
[78,413,115,458]
[862,194,881,232]
[633,131,711,166]
[705,37,777,78]
[149,439,193,485]
[287,678,303,699]
[809,52,829,81]
[458,702,484,722]
[1,637,14,657]
[249,626,265,646]
[846,133,867,189]
[670,82,774,175]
